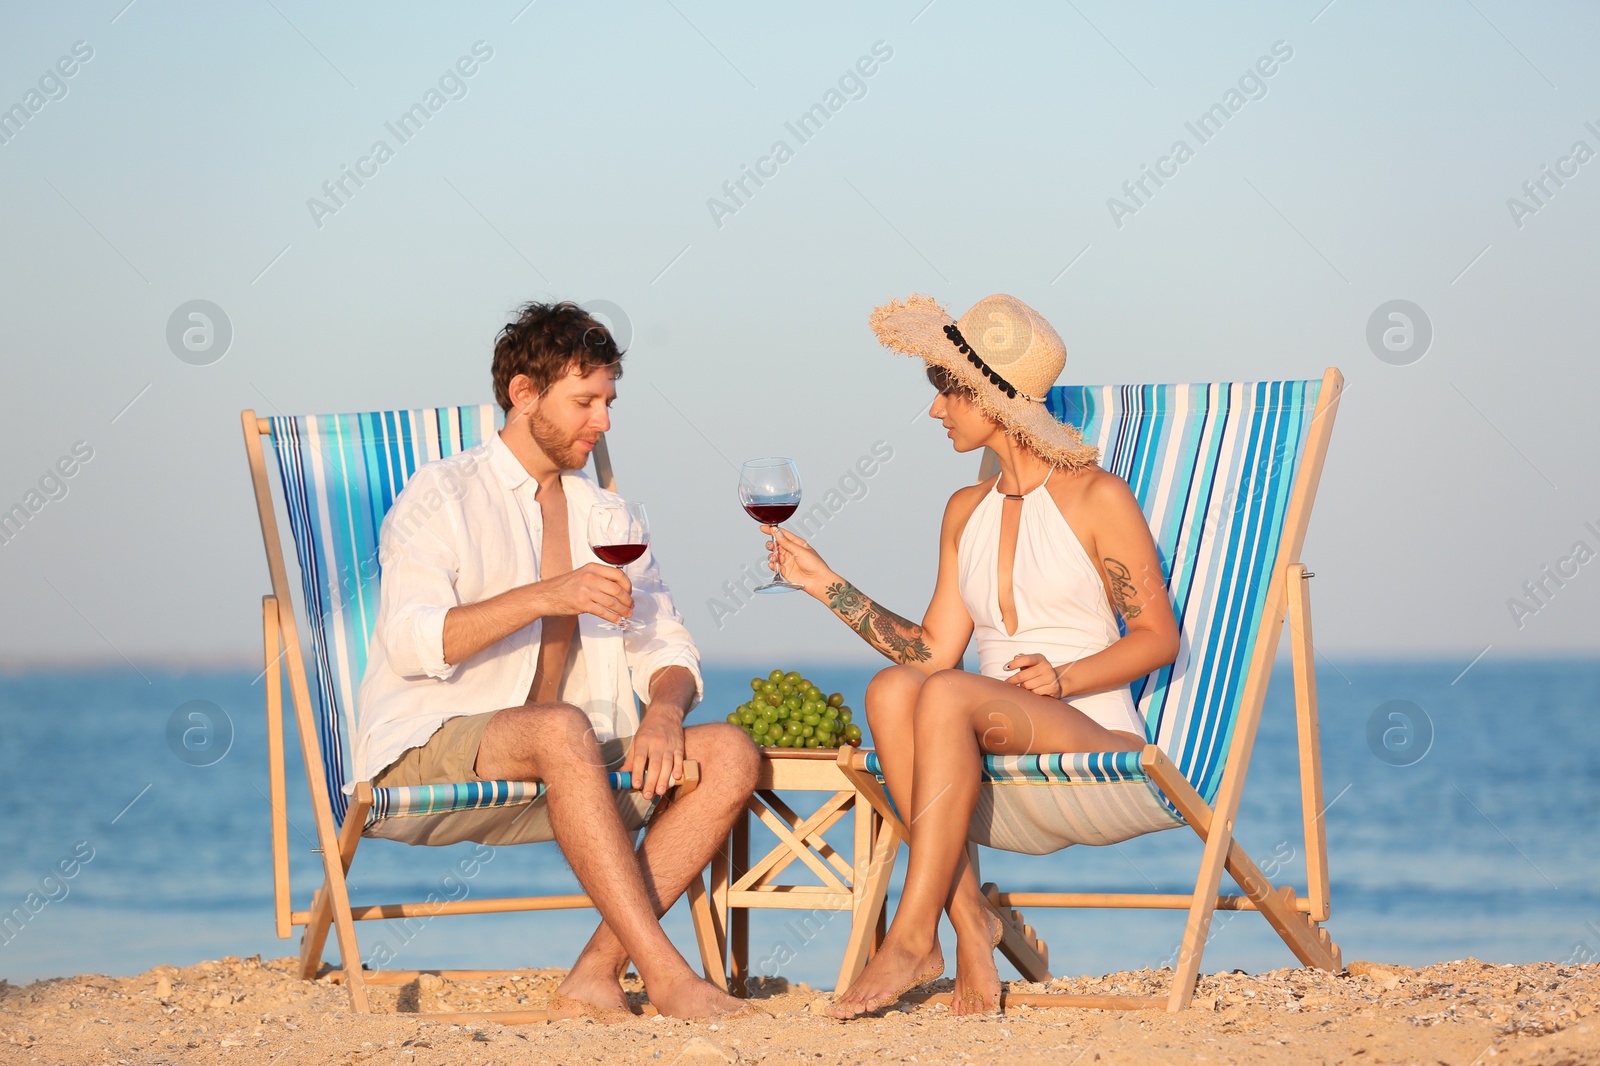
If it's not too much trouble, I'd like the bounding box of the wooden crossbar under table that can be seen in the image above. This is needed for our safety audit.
[708,750,900,996]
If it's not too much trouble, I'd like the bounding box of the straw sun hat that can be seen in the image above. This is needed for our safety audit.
[869,293,1101,470]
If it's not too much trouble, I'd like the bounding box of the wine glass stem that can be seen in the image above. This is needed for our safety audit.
[769,527,787,585]
[608,562,632,627]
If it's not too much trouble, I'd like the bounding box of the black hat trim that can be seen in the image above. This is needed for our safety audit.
[943,323,1021,400]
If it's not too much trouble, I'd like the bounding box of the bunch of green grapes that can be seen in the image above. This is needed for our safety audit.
[727,669,864,749]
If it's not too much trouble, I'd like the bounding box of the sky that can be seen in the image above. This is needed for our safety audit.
[1,0,1597,672]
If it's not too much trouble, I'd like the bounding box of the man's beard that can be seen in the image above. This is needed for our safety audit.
[528,408,588,470]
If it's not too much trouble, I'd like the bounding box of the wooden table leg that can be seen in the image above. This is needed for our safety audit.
[709,828,731,982]
[872,807,890,958]
[837,807,899,987]
[730,808,750,997]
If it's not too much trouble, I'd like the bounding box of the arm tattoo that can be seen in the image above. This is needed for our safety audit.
[824,581,933,665]
[1103,557,1143,620]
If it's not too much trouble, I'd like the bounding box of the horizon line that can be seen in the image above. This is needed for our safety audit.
[1,647,1596,676]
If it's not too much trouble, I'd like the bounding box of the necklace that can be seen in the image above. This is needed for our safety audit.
[1000,465,1056,500]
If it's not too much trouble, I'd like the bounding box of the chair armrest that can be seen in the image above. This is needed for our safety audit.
[836,746,873,773]
[672,759,701,796]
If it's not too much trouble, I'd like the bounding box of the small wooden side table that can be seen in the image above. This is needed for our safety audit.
[706,749,903,994]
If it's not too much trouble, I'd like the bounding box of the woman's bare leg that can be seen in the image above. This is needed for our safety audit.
[831,670,1142,1019]
[865,666,1001,1015]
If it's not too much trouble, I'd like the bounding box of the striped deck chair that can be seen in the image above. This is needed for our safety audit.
[241,406,725,1019]
[836,367,1345,1012]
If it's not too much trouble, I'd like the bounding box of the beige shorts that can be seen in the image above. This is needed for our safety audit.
[368,710,653,847]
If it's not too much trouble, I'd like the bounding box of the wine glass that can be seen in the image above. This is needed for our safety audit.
[739,458,804,594]
[587,502,648,631]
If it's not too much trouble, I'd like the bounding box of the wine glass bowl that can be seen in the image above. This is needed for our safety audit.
[592,542,647,566]
[739,458,804,594]
[743,501,799,525]
[588,502,648,630]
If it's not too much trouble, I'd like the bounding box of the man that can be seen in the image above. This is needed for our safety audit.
[355,300,758,1020]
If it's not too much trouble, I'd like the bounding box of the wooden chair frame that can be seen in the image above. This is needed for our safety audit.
[835,368,1345,1012]
[243,410,726,1020]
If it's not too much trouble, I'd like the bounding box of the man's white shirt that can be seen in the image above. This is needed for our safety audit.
[353,430,703,787]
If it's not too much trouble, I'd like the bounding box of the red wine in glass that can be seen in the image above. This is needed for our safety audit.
[739,458,804,594]
[742,502,798,525]
[587,502,648,630]
[592,543,647,566]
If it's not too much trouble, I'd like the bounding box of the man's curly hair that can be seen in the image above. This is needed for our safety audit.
[491,301,625,412]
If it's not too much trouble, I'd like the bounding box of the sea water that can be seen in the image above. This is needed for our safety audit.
[1,657,1595,988]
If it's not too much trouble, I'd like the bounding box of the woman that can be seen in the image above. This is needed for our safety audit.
[764,293,1179,1018]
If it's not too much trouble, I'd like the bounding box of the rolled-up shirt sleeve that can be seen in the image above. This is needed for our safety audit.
[375,480,463,681]
[623,546,703,712]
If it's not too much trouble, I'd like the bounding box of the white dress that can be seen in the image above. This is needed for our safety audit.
[955,469,1146,737]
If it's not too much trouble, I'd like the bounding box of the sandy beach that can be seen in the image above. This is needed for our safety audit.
[3,956,1597,1065]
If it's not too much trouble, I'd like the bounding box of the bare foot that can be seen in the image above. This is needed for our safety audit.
[550,964,632,1020]
[950,909,1003,1017]
[827,939,945,1019]
[648,974,753,1020]
[546,992,635,1023]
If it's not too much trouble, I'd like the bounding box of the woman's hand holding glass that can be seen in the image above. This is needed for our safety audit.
[761,525,836,599]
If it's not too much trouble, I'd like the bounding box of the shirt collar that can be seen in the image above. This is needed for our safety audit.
[487,431,531,490]
[487,430,599,499]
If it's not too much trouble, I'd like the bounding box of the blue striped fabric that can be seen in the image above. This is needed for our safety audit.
[366,771,637,824]
[860,379,1321,842]
[1049,379,1321,804]
[267,406,547,830]
[370,781,544,823]
[864,749,1149,787]
[865,747,1182,852]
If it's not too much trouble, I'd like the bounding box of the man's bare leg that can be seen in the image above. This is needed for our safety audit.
[475,704,752,1019]
[554,722,759,1014]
